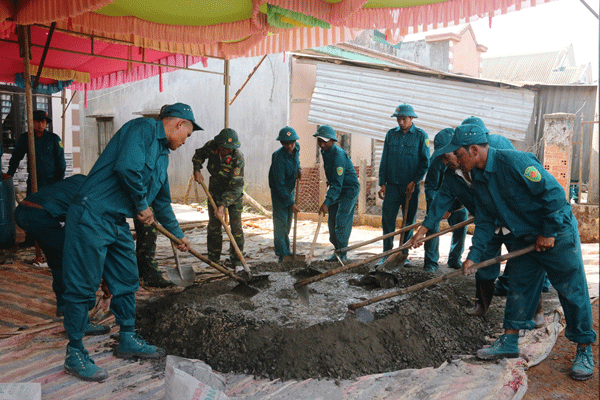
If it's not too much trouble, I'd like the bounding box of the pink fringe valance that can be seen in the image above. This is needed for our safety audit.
[1,0,558,60]
[68,54,205,91]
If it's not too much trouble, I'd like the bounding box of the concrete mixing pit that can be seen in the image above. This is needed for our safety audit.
[136,260,506,381]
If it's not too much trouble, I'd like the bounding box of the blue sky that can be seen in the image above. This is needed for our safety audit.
[471,0,599,81]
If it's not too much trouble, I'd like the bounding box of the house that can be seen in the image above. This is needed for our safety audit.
[481,44,594,85]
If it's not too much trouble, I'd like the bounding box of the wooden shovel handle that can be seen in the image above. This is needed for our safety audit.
[293,179,299,258]
[295,217,475,289]
[197,178,249,274]
[348,244,536,310]
[305,212,323,266]
[399,191,413,245]
[335,221,422,254]
[152,222,247,284]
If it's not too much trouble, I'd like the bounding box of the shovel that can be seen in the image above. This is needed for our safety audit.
[166,241,196,287]
[197,179,251,277]
[294,217,476,305]
[348,244,537,322]
[152,222,260,297]
[294,211,324,305]
[283,179,305,262]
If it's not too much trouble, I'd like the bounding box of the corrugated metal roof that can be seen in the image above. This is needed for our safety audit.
[308,62,535,142]
[481,45,591,85]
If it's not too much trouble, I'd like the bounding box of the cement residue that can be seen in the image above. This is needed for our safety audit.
[136,261,506,380]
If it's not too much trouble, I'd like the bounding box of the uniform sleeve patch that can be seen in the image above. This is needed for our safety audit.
[425,139,430,147]
[336,166,343,176]
[234,167,241,176]
[59,140,63,148]
[524,166,541,182]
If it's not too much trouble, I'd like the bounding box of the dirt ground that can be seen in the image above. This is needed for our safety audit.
[137,258,529,381]
[523,298,599,400]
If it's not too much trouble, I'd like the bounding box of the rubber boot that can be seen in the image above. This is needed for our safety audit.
[476,334,520,360]
[64,345,108,381]
[533,296,545,328]
[571,344,594,381]
[466,280,495,316]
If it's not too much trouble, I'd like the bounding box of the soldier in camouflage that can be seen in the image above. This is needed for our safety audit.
[192,128,245,270]
[133,216,175,288]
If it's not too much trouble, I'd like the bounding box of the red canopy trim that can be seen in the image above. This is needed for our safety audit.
[67,53,205,91]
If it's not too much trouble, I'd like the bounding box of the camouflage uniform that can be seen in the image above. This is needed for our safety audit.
[133,216,173,287]
[192,130,244,265]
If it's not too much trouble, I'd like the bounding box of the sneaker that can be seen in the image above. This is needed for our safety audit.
[447,261,462,270]
[571,344,594,381]
[117,332,165,359]
[476,334,520,360]
[142,273,176,288]
[64,345,108,381]
[85,322,110,336]
[423,265,438,273]
[235,265,244,273]
[324,254,338,262]
[375,256,388,266]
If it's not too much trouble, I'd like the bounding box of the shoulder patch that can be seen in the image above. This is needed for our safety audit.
[425,139,429,147]
[58,140,63,148]
[336,166,343,176]
[234,167,241,176]
[524,166,541,182]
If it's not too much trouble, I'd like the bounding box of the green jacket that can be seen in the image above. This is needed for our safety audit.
[192,139,245,207]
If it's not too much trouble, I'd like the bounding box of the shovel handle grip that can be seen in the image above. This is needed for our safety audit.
[305,212,323,266]
[197,179,249,273]
[348,244,536,311]
[151,222,247,284]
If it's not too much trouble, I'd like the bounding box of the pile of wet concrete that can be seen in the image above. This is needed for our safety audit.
[136,260,505,380]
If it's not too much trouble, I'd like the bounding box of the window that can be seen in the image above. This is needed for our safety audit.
[0,85,52,151]
[96,117,114,155]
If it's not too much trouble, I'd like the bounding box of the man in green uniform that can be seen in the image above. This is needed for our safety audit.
[269,126,301,262]
[422,128,467,272]
[62,103,198,381]
[378,104,429,266]
[314,125,360,262]
[449,124,596,381]
[5,110,66,246]
[193,128,245,271]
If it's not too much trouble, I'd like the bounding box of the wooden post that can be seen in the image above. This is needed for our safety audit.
[18,25,37,194]
[358,158,366,216]
[224,59,230,128]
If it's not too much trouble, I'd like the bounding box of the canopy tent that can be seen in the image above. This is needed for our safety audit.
[2,1,557,61]
[0,0,556,194]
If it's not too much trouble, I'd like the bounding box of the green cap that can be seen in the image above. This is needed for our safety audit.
[33,110,51,123]
[312,125,337,141]
[160,102,203,131]
[276,126,299,141]
[461,116,490,134]
[391,104,418,118]
[214,128,241,149]
[430,128,455,159]
[439,124,488,155]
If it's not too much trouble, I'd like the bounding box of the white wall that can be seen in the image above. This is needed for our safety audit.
[79,54,290,203]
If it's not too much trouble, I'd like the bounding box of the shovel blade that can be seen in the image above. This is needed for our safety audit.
[295,284,310,307]
[352,307,374,323]
[231,282,260,297]
[282,255,306,262]
[371,271,398,289]
[166,265,196,287]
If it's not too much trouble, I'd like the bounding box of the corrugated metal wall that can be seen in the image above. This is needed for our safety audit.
[308,62,535,142]
[529,85,597,182]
